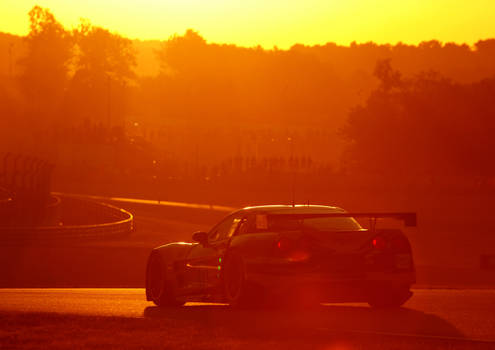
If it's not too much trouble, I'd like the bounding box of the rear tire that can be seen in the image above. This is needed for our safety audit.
[367,285,412,308]
[223,254,252,308]
[146,254,184,307]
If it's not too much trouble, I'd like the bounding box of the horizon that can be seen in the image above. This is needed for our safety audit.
[1,1,495,49]
[3,27,494,50]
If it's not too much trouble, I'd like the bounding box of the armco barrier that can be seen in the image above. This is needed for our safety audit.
[0,196,133,243]
[53,192,236,226]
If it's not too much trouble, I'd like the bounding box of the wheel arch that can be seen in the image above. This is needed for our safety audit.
[145,242,194,301]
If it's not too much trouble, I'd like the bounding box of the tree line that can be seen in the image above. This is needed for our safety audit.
[1,6,495,192]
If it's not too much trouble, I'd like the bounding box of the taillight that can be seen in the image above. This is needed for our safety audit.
[372,236,387,250]
[372,235,410,252]
[370,235,413,271]
[275,237,310,262]
[276,238,292,252]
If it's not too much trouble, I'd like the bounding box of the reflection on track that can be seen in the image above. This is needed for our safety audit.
[144,303,463,340]
[1,288,495,342]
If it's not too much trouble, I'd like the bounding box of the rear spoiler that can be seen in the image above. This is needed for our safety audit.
[270,213,417,227]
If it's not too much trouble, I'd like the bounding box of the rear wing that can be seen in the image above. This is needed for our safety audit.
[270,212,417,228]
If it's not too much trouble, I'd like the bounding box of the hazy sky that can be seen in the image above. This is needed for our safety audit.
[1,0,494,48]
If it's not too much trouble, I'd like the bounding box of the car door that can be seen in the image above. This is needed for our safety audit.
[183,213,243,294]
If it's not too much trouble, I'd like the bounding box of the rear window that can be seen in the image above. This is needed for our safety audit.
[251,214,363,232]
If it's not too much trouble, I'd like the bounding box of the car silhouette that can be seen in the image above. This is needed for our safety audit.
[146,205,416,308]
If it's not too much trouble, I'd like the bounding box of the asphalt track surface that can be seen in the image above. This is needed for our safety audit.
[1,288,495,343]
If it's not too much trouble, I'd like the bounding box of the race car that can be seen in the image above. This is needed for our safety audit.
[146,205,416,308]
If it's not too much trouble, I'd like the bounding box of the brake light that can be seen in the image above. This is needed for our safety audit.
[372,235,411,253]
[277,238,291,252]
[372,236,387,250]
[275,238,310,262]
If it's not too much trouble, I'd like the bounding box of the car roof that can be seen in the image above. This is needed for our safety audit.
[239,204,346,215]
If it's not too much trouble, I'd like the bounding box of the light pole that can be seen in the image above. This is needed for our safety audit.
[8,43,13,78]
[288,136,296,206]
[107,75,111,127]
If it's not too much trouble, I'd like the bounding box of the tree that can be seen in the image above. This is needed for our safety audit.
[343,60,495,185]
[154,30,238,122]
[373,58,402,91]
[64,20,136,125]
[157,29,207,76]
[18,6,73,124]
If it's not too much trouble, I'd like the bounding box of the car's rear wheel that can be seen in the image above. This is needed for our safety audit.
[146,254,184,307]
[223,254,252,307]
[367,285,412,308]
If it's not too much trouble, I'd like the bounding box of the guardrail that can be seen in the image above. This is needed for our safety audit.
[55,192,236,212]
[0,196,133,243]
[54,192,235,225]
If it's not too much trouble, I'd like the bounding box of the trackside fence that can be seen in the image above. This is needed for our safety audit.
[0,153,55,226]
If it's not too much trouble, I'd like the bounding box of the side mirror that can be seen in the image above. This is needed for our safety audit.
[192,231,208,245]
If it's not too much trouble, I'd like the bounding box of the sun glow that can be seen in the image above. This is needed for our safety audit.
[1,0,495,48]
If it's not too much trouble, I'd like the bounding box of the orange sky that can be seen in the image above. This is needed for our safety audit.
[1,0,495,48]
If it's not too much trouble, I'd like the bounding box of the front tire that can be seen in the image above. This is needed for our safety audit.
[146,253,184,307]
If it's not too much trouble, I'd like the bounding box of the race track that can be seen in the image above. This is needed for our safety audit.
[0,288,494,343]
[2,196,495,346]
